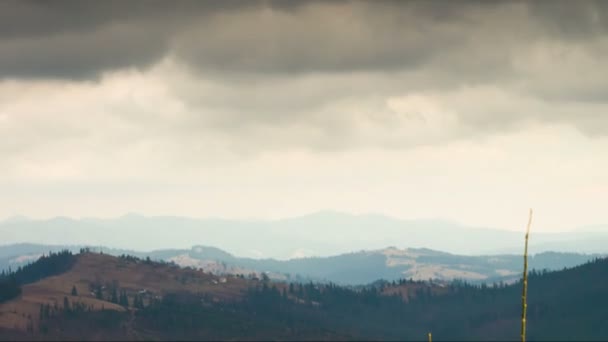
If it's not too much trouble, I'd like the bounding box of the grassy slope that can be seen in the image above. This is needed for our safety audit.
[0,253,254,332]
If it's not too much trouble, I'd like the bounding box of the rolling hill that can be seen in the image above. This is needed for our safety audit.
[1,249,607,340]
[0,250,256,334]
[0,243,603,286]
[159,245,604,285]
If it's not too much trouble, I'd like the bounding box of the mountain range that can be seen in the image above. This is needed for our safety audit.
[2,212,608,260]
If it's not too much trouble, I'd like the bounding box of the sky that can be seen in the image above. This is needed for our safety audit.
[1,0,608,233]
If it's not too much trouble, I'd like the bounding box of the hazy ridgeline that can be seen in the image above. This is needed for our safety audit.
[2,213,608,259]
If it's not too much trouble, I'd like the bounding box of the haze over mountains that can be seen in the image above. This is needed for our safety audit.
[2,210,606,286]
[0,242,604,287]
[2,211,608,260]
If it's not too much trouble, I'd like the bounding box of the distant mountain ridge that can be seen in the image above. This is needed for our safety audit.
[0,243,603,285]
[2,212,608,259]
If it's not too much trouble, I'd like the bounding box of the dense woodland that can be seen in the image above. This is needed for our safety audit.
[130,257,608,341]
[1,250,608,340]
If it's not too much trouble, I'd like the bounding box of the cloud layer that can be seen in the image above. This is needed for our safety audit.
[1,0,608,232]
[4,1,607,135]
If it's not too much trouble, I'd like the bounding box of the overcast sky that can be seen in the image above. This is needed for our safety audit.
[1,0,607,232]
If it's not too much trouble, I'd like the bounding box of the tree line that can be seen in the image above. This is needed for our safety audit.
[0,250,76,303]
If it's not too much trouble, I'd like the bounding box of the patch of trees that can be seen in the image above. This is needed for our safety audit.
[0,275,21,302]
[117,253,176,268]
[0,250,76,303]
[88,279,133,308]
[37,297,127,337]
[7,250,76,285]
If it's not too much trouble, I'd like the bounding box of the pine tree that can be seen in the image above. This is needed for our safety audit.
[262,272,270,283]
[71,285,78,296]
[26,314,33,333]
[95,286,103,300]
[63,296,70,312]
[133,295,140,309]
[111,287,118,303]
[44,304,51,319]
[133,294,145,309]
[119,289,129,307]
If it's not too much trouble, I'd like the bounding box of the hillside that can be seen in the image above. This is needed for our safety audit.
[1,251,608,340]
[1,244,602,285]
[0,251,256,334]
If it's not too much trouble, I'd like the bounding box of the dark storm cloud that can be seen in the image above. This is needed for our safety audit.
[0,0,261,78]
[4,0,603,79]
[0,0,264,38]
[2,0,608,139]
[527,0,608,39]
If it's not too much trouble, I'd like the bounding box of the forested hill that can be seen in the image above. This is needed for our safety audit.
[132,256,608,341]
[1,251,607,340]
[1,243,603,285]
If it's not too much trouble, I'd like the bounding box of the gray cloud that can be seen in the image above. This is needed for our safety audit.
[2,0,604,78]
[527,0,608,39]
[1,0,608,144]
[0,0,262,78]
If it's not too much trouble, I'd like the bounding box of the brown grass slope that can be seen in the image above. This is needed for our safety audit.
[0,252,253,332]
